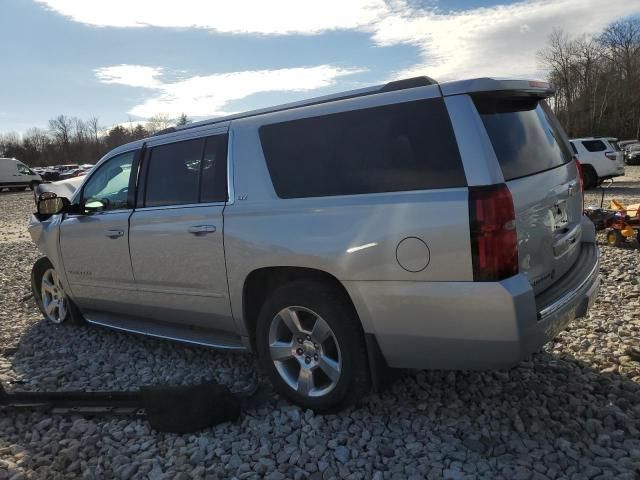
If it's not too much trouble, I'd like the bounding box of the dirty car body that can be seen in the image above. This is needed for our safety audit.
[29,77,600,410]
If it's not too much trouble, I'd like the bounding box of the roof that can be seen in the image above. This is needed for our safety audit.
[109,76,552,155]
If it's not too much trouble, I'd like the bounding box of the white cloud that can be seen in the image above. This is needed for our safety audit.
[34,0,386,34]
[94,65,363,118]
[38,0,640,83]
[370,0,640,81]
[95,65,163,88]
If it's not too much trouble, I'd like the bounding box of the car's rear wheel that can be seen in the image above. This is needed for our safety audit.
[256,281,369,412]
[32,257,83,325]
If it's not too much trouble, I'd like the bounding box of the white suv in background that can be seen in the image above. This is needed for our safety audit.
[569,137,625,188]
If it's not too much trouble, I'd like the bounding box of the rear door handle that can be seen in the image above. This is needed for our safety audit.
[105,229,125,239]
[188,225,216,235]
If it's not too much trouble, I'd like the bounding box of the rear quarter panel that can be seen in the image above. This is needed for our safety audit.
[224,112,473,335]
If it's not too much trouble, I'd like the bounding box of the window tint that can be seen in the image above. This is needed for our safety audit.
[259,98,465,199]
[82,151,135,211]
[144,139,204,207]
[475,96,572,181]
[582,140,607,152]
[200,135,228,203]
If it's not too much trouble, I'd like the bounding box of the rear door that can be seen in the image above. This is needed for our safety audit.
[128,131,234,332]
[473,94,583,294]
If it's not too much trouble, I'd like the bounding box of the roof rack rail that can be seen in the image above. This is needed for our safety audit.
[154,76,437,137]
[381,76,438,92]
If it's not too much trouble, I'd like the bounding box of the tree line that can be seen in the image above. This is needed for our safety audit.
[538,17,640,139]
[0,113,190,167]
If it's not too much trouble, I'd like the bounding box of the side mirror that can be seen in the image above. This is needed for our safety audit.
[37,195,70,216]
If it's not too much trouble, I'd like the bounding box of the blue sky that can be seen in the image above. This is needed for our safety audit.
[1,0,638,134]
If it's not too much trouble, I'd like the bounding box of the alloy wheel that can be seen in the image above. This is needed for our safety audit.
[41,268,67,324]
[268,306,342,397]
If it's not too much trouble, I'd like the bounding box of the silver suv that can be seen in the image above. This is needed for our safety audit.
[29,77,600,411]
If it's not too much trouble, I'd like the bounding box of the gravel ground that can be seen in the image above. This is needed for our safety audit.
[0,168,639,480]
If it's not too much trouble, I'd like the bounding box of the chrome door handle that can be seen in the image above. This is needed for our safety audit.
[188,225,216,235]
[105,229,125,238]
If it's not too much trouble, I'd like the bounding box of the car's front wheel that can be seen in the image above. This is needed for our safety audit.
[32,257,83,324]
[256,281,369,412]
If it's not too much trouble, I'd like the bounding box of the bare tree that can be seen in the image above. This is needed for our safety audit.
[538,19,640,139]
[146,113,173,134]
[48,115,73,162]
[87,117,100,144]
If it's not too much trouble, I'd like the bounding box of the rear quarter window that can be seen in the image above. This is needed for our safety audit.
[474,95,572,181]
[259,98,466,199]
[582,140,607,152]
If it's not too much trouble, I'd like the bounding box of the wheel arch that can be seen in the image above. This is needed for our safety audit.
[241,266,389,390]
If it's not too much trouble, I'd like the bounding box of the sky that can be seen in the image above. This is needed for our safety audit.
[0,0,639,134]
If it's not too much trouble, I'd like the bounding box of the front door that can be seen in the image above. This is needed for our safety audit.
[128,132,234,332]
[59,150,138,314]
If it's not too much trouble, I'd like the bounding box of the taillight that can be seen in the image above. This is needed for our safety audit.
[605,152,617,161]
[469,184,518,281]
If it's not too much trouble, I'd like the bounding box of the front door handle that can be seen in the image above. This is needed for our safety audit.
[105,229,125,239]
[188,225,216,235]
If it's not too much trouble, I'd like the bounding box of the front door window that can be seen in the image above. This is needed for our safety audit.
[82,152,135,212]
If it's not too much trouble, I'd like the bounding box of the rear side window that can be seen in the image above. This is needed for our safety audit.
[582,140,607,152]
[475,96,572,181]
[200,135,228,203]
[144,139,204,207]
[259,98,465,199]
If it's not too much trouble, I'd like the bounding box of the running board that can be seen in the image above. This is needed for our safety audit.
[84,312,247,351]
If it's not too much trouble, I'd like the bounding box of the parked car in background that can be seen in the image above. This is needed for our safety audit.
[59,168,88,180]
[42,164,80,182]
[626,143,640,165]
[29,77,600,411]
[0,157,42,191]
[569,137,624,188]
[617,139,638,150]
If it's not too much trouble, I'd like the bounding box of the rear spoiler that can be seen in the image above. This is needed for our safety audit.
[440,78,555,98]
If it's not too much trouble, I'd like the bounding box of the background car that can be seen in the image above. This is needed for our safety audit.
[626,143,640,165]
[0,157,42,191]
[569,137,625,188]
[59,168,87,180]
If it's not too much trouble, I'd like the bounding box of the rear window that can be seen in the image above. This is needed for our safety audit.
[582,140,607,152]
[608,141,621,152]
[474,95,572,181]
[259,98,466,199]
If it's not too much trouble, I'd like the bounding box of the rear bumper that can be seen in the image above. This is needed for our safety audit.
[344,242,600,370]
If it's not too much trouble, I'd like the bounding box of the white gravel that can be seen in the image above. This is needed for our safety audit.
[1,168,639,480]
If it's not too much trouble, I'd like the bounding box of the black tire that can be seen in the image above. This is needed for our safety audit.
[582,165,598,190]
[31,257,84,325]
[29,181,39,191]
[8,187,24,192]
[255,281,369,412]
